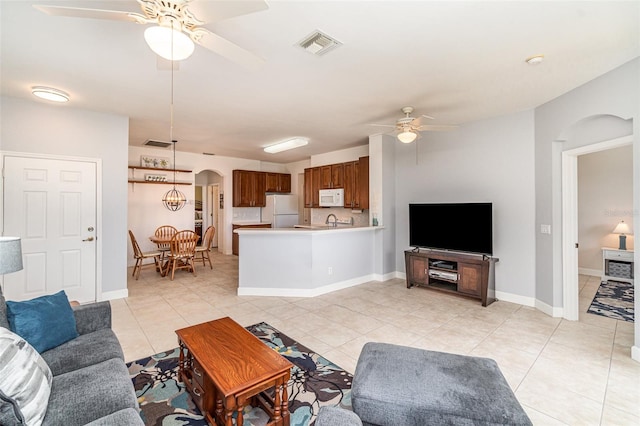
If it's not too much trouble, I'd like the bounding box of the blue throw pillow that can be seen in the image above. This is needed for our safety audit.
[6,290,79,353]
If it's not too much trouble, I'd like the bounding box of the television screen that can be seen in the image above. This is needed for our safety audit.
[409,203,493,255]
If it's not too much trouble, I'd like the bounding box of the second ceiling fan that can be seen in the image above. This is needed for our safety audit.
[371,106,457,143]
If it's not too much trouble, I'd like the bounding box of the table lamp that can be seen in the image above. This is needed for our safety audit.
[612,221,631,250]
[0,236,23,276]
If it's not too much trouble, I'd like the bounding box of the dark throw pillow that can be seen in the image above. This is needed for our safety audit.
[6,290,79,353]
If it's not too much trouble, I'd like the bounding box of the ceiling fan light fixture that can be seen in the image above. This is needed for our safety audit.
[397,130,418,143]
[264,137,309,154]
[31,86,70,103]
[144,25,194,61]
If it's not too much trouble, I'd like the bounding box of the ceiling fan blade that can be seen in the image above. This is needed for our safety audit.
[421,114,435,120]
[196,30,264,69]
[369,124,397,128]
[33,5,137,22]
[187,0,268,24]
[418,124,458,131]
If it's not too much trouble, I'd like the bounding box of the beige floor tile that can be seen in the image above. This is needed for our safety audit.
[112,265,639,426]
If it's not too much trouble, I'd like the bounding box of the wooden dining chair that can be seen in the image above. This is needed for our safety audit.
[128,230,162,280]
[195,226,215,269]
[154,225,177,258]
[164,230,199,280]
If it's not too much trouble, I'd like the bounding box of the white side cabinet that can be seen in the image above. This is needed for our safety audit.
[602,247,634,283]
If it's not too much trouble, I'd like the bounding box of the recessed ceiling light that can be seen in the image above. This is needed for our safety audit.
[525,54,544,65]
[264,137,309,154]
[31,86,70,102]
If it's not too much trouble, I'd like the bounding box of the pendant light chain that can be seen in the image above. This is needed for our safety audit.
[162,21,186,212]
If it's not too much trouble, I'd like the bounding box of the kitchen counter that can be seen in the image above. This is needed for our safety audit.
[231,221,272,226]
[236,226,384,297]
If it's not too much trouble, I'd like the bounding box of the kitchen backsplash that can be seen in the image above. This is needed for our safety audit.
[311,207,370,227]
[232,207,261,223]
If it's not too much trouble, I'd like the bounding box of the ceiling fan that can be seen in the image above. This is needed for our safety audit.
[34,0,268,68]
[371,106,457,143]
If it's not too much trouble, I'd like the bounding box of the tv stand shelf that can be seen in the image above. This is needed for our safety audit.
[404,249,498,306]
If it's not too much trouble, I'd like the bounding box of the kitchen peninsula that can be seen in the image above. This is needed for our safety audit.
[236,226,383,297]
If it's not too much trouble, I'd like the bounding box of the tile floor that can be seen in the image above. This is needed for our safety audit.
[113,251,639,425]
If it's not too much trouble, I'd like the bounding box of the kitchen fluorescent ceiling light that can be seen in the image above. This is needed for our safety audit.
[144,25,195,61]
[264,138,309,154]
[31,86,69,102]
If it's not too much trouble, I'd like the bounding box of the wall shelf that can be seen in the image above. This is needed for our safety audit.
[128,165,193,186]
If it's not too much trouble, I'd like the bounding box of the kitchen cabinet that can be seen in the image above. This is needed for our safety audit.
[343,156,369,209]
[232,223,272,255]
[265,173,291,193]
[320,164,344,189]
[232,170,266,207]
[304,167,322,208]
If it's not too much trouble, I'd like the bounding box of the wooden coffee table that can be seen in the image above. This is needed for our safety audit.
[176,317,293,426]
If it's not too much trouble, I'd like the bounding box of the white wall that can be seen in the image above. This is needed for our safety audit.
[310,145,369,167]
[578,145,634,272]
[393,110,537,302]
[534,58,638,308]
[1,96,129,298]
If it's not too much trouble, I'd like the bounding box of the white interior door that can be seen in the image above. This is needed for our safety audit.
[2,156,97,302]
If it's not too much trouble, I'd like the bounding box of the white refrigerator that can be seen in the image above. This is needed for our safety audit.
[262,194,299,228]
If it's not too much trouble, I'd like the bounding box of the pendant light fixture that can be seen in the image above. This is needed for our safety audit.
[161,21,186,212]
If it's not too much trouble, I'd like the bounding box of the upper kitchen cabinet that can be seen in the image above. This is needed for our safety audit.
[344,156,369,209]
[265,172,291,193]
[233,170,266,207]
[304,167,322,208]
[320,164,344,189]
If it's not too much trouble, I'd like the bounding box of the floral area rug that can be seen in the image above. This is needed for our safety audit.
[127,322,353,426]
[587,280,634,323]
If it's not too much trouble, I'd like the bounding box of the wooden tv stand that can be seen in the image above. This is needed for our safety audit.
[404,249,498,306]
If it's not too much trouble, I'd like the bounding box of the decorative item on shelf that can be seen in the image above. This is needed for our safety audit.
[161,25,186,212]
[0,236,23,276]
[612,220,631,250]
[140,155,171,169]
[145,174,167,182]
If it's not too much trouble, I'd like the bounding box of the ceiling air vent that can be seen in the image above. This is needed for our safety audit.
[143,139,172,148]
[297,30,342,56]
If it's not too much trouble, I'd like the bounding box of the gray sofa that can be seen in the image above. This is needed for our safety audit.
[0,291,143,426]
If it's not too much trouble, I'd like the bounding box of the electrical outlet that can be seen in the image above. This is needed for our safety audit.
[328,267,333,275]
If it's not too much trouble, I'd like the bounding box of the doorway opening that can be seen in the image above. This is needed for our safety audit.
[195,170,223,251]
[562,135,633,320]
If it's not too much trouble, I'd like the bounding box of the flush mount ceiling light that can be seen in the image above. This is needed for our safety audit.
[525,54,544,65]
[31,86,70,102]
[264,137,309,154]
[144,24,195,61]
[397,130,418,144]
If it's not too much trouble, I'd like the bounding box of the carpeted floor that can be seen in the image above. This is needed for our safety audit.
[587,280,634,323]
[127,322,353,426]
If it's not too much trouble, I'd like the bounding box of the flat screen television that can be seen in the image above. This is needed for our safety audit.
[409,203,493,255]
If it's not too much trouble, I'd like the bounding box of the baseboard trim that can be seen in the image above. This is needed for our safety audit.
[99,289,128,301]
[238,274,379,298]
[534,298,564,318]
[578,267,602,277]
[495,291,535,307]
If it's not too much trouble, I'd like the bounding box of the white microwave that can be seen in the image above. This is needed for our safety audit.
[319,188,344,207]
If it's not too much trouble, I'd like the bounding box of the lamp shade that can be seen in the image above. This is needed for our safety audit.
[0,237,23,275]
[144,26,195,61]
[397,130,418,143]
[612,221,631,235]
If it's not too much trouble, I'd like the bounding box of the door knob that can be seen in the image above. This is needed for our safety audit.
[83,237,94,242]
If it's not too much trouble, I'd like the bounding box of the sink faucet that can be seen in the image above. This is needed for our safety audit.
[326,214,338,227]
